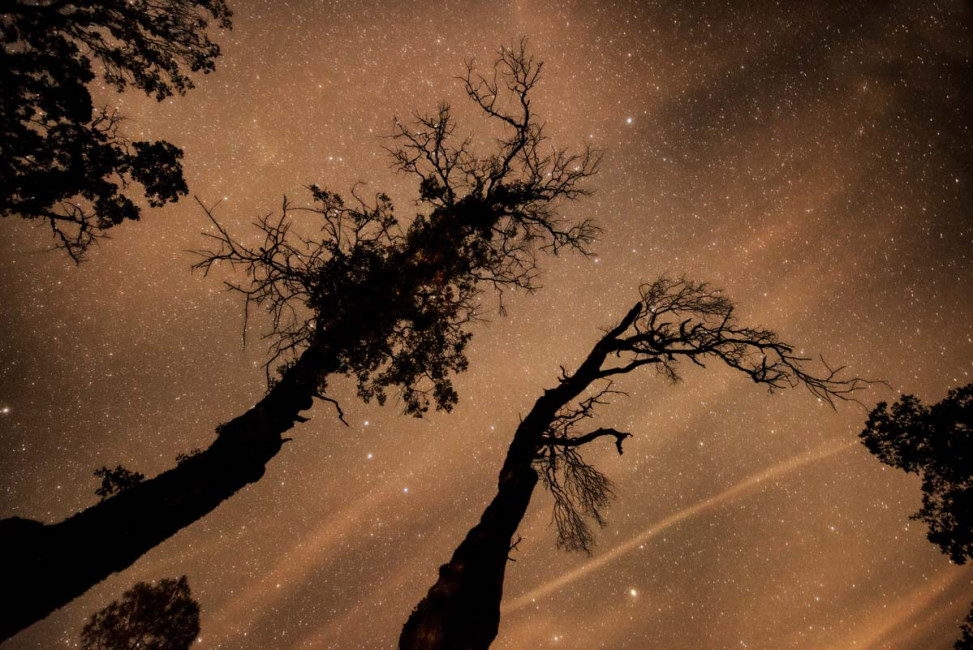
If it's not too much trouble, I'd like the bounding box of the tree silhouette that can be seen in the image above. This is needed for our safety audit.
[0,0,232,260]
[93,465,145,501]
[80,576,200,650]
[400,277,869,650]
[961,611,973,650]
[0,42,598,641]
[859,383,972,649]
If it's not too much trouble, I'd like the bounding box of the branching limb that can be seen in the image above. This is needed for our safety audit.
[531,382,628,552]
[508,534,523,562]
[531,275,875,554]
[316,393,348,427]
[605,277,876,407]
[544,427,633,455]
[195,42,599,417]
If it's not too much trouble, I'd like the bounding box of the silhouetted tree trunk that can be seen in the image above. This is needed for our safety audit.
[0,42,599,642]
[400,306,637,649]
[0,340,339,641]
[397,459,538,647]
[400,279,869,650]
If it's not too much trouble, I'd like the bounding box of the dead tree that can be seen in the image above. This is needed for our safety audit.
[399,276,870,650]
[0,42,598,642]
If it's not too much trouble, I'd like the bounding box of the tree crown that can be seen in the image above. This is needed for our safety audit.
[860,383,972,564]
[80,575,200,650]
[1,0,231,260]
[195,42,598,417]
[536,277,871,551]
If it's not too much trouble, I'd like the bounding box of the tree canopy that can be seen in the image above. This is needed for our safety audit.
[0,0,232,260]
[196,40,598,417]
[860,383,972,564]
[860,383,972,649]
[80,576,200,650]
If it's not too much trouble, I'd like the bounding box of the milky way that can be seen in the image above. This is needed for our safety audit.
[1,1,971,648]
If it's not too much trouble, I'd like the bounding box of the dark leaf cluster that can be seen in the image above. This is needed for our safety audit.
[80,575,199,650]
[960,608,973,650]
[0,0,231,259]
[860,383,972,649]
[860,383,972,565]
[174,447,204,465]
[195,41,598,417]
[93,464,145,501]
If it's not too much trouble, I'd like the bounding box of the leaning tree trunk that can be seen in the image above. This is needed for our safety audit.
[0,213,471,641]
[399,276,870,649]
[0,342,340,642]
[399,318,628,650]
[398,425,541,650]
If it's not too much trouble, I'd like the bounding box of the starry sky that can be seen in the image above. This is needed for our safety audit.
[1,0,972,648]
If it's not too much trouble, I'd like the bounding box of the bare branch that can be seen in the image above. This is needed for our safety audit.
[603,277,875,407]
[544,427,633,455]
[533,275,876,553]
[507,534,523,562]
[387,38,600,299]
[317,393,348,427]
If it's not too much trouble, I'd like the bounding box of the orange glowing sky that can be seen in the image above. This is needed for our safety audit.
[1,1,971,648]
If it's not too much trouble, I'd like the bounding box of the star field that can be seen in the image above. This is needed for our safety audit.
[0,1,971,648]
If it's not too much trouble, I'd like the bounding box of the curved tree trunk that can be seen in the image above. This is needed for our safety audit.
[0,344,339,642]
[398,404,585,649]
[398,461,539,649]
[399,312,634,650]
[399,276,868,649]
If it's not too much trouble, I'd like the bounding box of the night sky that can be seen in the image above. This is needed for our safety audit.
[2,1,972,648]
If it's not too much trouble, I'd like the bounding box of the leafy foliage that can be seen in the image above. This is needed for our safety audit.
[960,607,973,650]
[93,465,145,501]
[175,448,204,465]
[80,576,199,650]
[860,383,972,564]
[860,383,972,649]
[0,0,231,260]
[196,41,598,417]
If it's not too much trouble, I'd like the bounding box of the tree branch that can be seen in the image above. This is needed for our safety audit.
[543,427,633,455]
